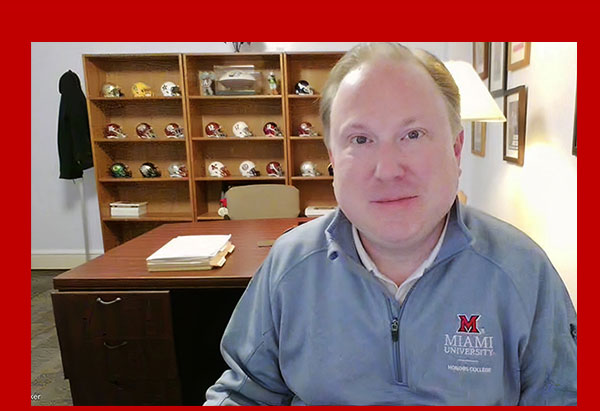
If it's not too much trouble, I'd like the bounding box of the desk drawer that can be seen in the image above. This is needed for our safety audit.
[69,377,182,405]
[64,338,179,380]
[52,290,174,339]
[52,291,177,380]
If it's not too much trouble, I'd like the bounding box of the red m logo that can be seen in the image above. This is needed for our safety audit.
[457,315,480,333]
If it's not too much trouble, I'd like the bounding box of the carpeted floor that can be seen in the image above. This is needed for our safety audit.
[31,270,73,406]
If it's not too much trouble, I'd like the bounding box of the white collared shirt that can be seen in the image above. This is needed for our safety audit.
[352,215,449,304]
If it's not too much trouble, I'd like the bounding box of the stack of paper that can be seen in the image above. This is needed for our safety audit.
[146,235,235,272]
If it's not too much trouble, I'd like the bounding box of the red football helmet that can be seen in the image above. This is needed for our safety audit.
[266,161,284,177]
[164,123,184,139]
[104,123,127,139]
[263,122,283,137]
[205,122,226,137]
[136,122,157,139]
[298,122,318,137]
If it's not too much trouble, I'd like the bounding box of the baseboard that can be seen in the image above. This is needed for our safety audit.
[31,253,104,269]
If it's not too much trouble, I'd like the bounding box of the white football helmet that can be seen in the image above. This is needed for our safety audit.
[233,121,253,138]
[239,160,260,177]
[167,163,188,178]
[208,161,231,178]
[164,123,184,139]
[101,83,123,98]
[300,161,321,177]
[161,81,181,97]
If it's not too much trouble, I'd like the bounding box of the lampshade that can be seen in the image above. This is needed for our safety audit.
[443,60,506,122]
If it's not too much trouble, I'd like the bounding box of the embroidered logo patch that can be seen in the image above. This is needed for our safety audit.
[457,314,480,333]
[444,314,495,374]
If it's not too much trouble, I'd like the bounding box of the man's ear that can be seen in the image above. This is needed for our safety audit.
[328,149,335,168]
[454,130,465,166]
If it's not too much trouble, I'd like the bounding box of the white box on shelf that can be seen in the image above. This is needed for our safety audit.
[110,201,148,217]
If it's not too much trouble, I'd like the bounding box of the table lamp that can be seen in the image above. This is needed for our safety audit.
[444,60,506,122]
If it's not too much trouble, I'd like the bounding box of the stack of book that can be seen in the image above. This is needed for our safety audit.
[110,201,148,217]
[146,234,235,272]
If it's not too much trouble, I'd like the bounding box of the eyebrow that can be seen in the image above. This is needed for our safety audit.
[340,117,418,133]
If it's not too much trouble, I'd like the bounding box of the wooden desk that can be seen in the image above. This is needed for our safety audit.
[52,218,308,405]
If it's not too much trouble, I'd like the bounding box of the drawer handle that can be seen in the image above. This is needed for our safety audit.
[96,297,122,305]
[103,341,128,350]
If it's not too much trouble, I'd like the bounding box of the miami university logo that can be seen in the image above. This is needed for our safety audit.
[457,314,480,333]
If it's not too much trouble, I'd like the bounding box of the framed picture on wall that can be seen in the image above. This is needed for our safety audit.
[489,42,507,96]
[473,42,489,80]
[503,86,528,166]
[508,42,531,71]
[471,122,486,157]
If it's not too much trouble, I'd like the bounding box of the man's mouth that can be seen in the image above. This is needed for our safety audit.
[372,195,418,204]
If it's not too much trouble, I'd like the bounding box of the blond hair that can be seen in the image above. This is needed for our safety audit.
[319,43,462,148]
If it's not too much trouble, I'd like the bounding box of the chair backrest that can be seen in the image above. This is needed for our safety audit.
[225,184,300,220]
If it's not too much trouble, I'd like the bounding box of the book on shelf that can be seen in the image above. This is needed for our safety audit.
[146,234,235,272]
[110,201,148,217]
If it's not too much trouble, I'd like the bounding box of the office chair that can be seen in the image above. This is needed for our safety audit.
[225,184,301,220]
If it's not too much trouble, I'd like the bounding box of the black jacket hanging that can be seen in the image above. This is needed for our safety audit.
[57,70,93,179]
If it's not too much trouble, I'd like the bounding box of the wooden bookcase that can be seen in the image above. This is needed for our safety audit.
[83,52,343,251]
[182,53,288,221]
[284,52,344,210]
[83,54,193,251]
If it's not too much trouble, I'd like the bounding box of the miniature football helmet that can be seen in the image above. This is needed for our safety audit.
[102,83,124,98]
[132,82,153,97]
[136,122,157,139]
[298,122,318,137]
[233,121,253,138]
[167,163,188,178]
[205,122,227,138]
[239,160,260,177]
[300,161,321,177]
[139,162,161,178]
[263,122,283,137]
[295,80,314,95]
[160,81,182,97]
[266,161,284,177]
[208,161,231,178]
[109,162,132,178]
[328,162,334,176]
[164,123,184,139]
[104,123,127,139]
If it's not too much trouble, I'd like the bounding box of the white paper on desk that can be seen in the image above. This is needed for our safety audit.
[146,235,232,262]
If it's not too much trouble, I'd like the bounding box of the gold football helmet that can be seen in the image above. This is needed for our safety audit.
[131,81,153,97]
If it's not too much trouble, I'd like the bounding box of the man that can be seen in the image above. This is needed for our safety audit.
[204,43,577,405]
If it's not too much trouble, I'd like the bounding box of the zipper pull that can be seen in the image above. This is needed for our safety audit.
[391,318,399,342]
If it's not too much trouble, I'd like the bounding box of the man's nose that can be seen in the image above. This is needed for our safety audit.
[373,143,406,181]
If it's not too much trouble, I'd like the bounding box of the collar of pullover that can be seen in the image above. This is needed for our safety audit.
[324,198,474,266]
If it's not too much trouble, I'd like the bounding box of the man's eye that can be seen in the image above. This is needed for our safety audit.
[405,129,424,140]
[351,135,369,144]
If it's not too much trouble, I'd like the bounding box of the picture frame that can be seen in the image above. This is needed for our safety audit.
[508,42,531,71]
[503,86,528,166]
[473,42,489,80]
[471,122,486,157]
[489,42,507,96]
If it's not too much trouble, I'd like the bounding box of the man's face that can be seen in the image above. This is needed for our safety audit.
[328,59,464,250]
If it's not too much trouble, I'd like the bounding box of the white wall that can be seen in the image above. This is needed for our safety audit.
[457,43,577,309]
[31,42,576,310]
[31,42,450,267]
